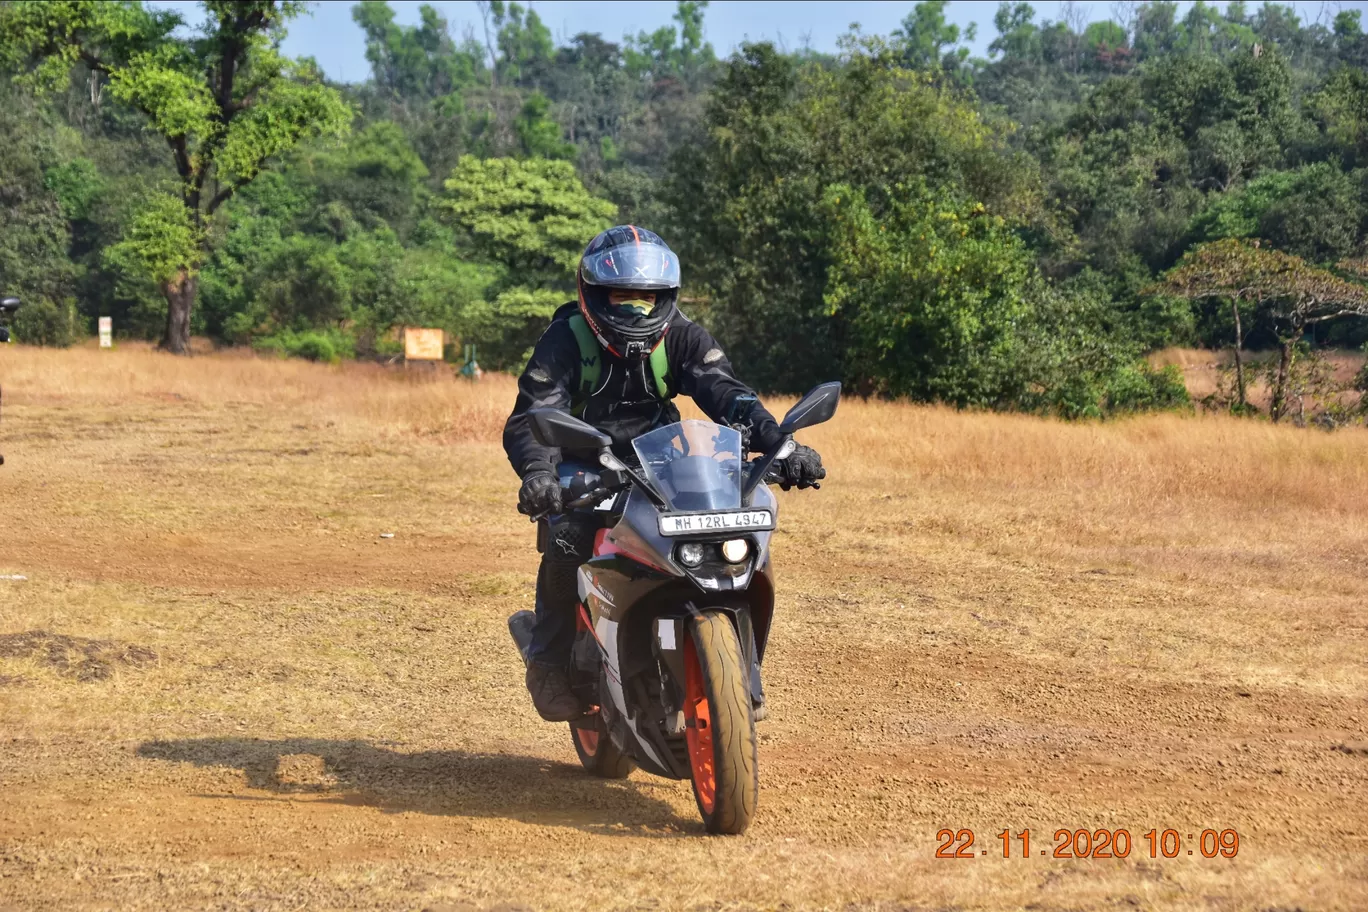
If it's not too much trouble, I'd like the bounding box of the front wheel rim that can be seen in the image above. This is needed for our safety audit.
[575,722,600,755]
[683,632,716,814]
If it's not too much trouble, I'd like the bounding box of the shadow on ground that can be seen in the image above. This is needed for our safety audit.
[137,737,693,835]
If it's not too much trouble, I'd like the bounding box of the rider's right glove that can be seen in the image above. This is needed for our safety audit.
[518,466,563,517]
[776,443,826,491]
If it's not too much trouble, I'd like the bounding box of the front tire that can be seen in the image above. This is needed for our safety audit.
[570,712,634,779]
[683,611,759,834]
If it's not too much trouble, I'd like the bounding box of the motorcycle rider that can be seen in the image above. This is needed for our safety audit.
[503,225,826,721]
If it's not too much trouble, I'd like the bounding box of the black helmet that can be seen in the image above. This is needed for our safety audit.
[577,225,680,359]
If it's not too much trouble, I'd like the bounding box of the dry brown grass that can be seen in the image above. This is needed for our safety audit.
[1,344,1366,911]
[2,341,514,441]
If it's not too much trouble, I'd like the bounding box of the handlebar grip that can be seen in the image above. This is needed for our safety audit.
[523,486,613,523]
[762,473,821,491]
[565,487,610,509]
[520,500,560,523]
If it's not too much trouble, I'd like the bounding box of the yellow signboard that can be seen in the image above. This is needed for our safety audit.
[403,327,444,361]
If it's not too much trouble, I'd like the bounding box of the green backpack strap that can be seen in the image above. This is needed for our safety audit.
[567,314,601,416]
[649,335,675,401]
[567,313,674,414]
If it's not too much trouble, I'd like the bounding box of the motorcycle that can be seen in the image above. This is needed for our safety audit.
[507,382,840,834]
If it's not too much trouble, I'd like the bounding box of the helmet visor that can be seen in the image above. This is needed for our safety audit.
[581,242,680,290]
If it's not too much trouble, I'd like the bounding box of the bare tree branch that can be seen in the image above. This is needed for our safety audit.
[167,135,193,181]
[205,182,249,215]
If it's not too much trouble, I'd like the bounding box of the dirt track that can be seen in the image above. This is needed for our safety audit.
[1,349,1366,910]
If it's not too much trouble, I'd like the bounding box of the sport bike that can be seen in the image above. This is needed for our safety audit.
[508,382,839,834]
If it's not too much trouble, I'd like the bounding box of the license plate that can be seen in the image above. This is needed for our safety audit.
[658,509,774,536]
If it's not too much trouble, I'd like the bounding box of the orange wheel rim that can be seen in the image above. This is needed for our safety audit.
[683,631,715,814]
[576,723,600,755]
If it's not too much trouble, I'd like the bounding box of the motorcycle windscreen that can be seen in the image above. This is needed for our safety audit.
[632,420,743,512]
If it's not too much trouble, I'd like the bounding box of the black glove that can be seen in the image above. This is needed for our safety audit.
[518,467,562,517]
[775,443,825,491]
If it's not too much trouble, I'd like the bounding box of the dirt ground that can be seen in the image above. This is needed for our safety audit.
[1,345,1366,911]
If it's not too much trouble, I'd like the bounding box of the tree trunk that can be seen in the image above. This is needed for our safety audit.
[160,269,196,355]
[1231,300,1247,412]
[1270,333,1298,423]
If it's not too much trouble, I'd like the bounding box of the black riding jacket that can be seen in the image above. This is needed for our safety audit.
[503,303,783,477]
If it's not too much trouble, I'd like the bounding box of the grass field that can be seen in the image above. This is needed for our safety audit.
[1,343,1366,911]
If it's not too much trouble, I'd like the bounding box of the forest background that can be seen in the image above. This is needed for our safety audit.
[2,0,1368,420]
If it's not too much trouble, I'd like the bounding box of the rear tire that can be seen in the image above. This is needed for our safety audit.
[683,611,759,834]
[570,713,634,779]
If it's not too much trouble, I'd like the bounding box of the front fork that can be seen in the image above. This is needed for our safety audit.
[653,607,765,734]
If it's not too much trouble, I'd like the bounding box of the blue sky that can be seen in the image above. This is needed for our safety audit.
[153,1,1368,84]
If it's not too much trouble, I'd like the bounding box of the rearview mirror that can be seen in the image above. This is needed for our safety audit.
[528,408,613,451]
[778,382,841,435]
[0,297,21,314]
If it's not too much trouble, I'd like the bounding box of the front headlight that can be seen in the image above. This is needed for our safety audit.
[720,538,750,563]
[677,542,706,567]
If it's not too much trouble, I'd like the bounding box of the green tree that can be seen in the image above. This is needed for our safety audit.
[672,35,1183,414]
[488,0,554,88]
[515,91,576,160]
[1312,66,1368,166]
[1159,238,1368,420]
[1082,20,1129,65]
[442,155,615,364]
[102,191,205,335]
[673,39,1046,395]
[624,0,716,85]
[0,0,353,353]
[976,2,1093,132]
[1187,163,1361,263]
[443,155,615,278]
[1133,1,1183,60]
[1334,10,1368,69]
[548,32,633,176]
[822,184,1037,404]
[989,2,1042,63]
[305,121,431,235]
[894,1,977,78]
[353,1,483,100]
[11,299,77,347]
[1030,39,1314,349]
[0,100,75,315]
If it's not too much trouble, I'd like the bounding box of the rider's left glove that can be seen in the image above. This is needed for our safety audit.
[518,466,563,517]
[777,443,825,490]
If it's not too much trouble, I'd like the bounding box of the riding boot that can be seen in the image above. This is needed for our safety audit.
[525,661,582,721]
